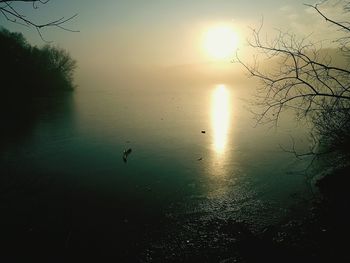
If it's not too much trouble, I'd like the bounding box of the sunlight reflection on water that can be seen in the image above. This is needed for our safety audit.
[208,83,233,196]
[212,84,231,155]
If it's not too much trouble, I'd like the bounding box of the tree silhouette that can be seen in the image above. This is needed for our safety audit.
[0,0,78,40]
[0,27,76,135]
[1,27,76,92]
[236,0,350,160]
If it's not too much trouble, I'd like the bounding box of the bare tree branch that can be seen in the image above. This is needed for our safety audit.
[0,0,78,41]
[305,3,350,33]
[235,0,350,161]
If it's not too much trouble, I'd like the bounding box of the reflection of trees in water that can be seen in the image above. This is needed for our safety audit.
[0,27,76,253]
[0,27,76,144]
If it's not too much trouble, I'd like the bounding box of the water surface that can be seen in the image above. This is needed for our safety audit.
[0,78,313,257]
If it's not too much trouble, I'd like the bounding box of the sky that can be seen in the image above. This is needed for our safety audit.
[1,0,340,76]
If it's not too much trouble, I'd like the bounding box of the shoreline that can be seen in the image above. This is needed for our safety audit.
[141,166,350,262]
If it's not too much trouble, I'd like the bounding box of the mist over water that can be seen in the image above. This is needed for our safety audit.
[1,0,349,260]
[1,66,313,233]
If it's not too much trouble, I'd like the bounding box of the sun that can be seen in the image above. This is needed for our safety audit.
[204,25,239,60]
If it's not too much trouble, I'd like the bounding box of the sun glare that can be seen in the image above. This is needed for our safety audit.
[212,84,230,154]
[204,25,239,60]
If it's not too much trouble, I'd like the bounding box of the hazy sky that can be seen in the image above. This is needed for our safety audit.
[1,0,332,70]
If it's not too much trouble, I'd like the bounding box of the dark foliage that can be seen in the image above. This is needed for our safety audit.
[314,106,350,159]
[0,27,76,94]
[0,27,76,136]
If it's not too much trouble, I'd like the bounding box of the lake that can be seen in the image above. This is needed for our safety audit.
[0,75,314,259]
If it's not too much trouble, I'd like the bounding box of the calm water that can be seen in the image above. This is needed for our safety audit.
[0,78,313,257]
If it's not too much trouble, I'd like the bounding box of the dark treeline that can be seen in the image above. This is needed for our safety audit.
[0,27,76,136]
[1,27,76,93]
